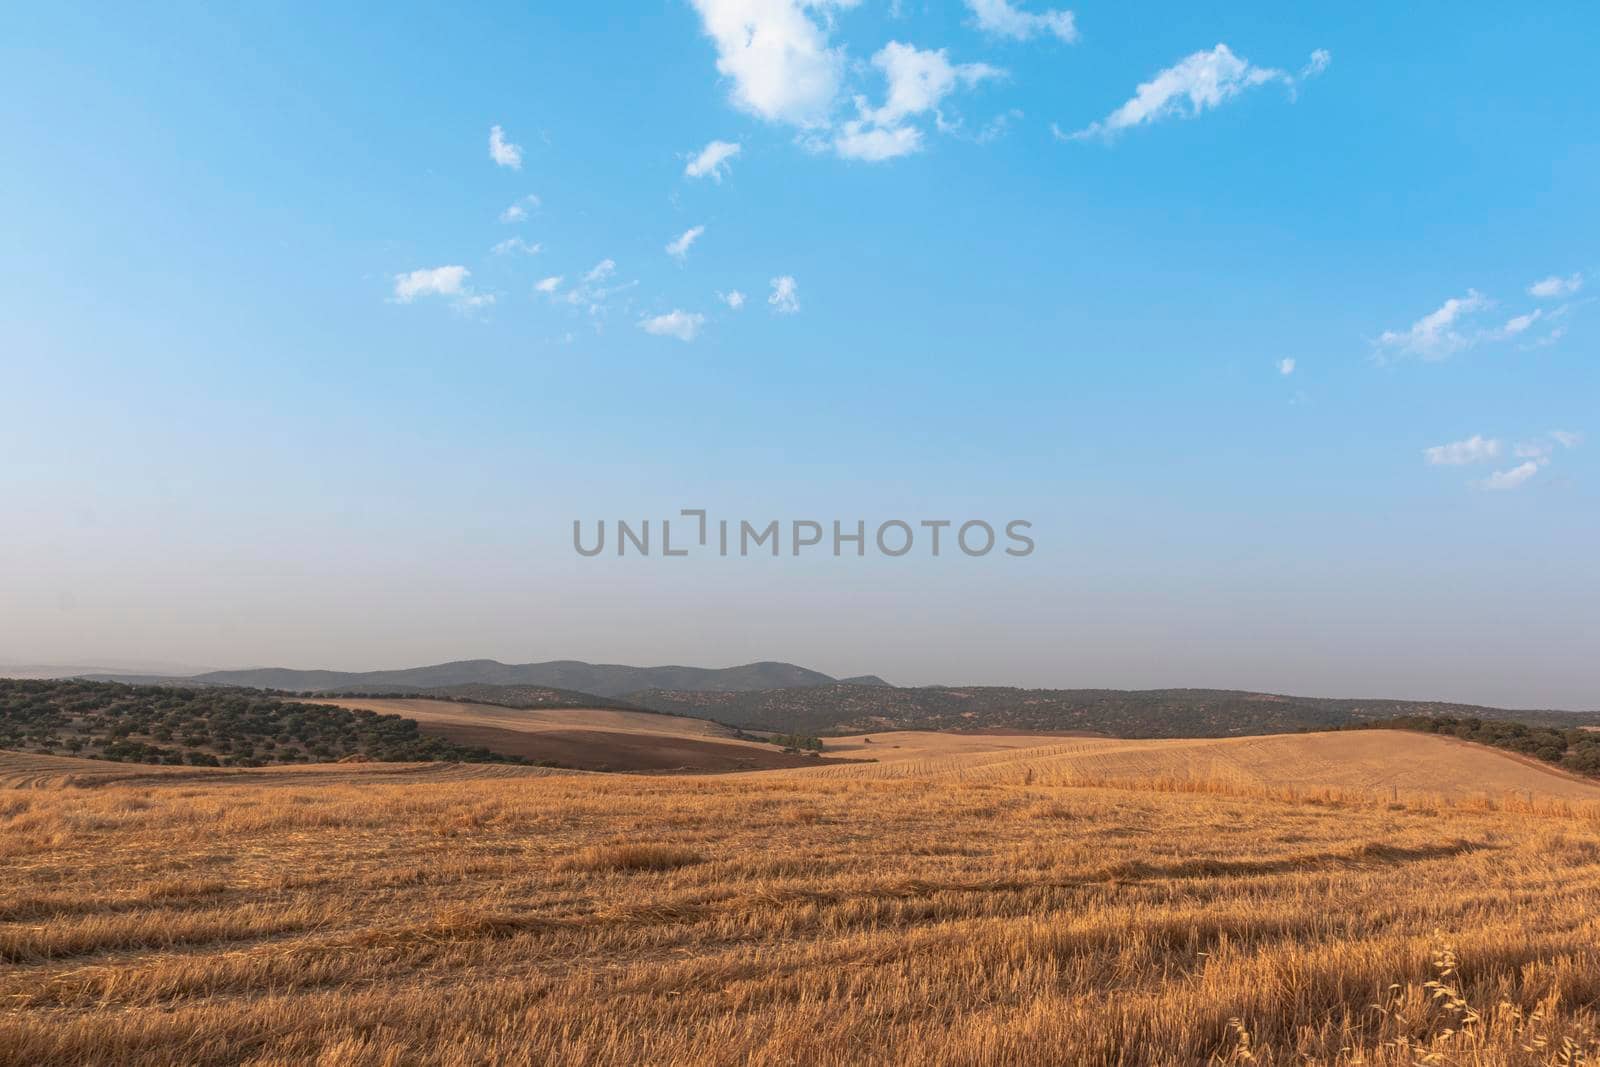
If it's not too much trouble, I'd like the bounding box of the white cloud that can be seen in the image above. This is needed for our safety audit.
[871,42,1002,125]
[498,194,541,223]
[688,0,846,126]
[685,140,742,181]
[965,0,1076,44]
[454,293,496,311]
[639,309,706,341]
[834,42,1002,161]
[719,289,746,309]
[570,277,638,316]
[1277,358,1295,376]
[1427,430,1578,490]
[666,225,706,262]
[1529,272,1583,299]
[1522,325,1568,350]
[769,274,800,313]
[539,262,636,318]
[1481,461,1540,491]
[489,125,523,169]
[688,5,1000,162]
[1517,430,1585,459]
[392,266,494,313]
[975,107,1024,143]
[1376,290,1490,360]
[392,266,469,302]
[834,123,924,161]
[1423,435,1501,466]
[492,237,542,256]
[1062,44,1326,141]
[1498,309,1542,338]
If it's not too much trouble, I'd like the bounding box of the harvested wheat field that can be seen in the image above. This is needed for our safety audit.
[809,729,1600,799]
[314,698,848,772]
[0,749,576,791]
[6,736,1600,1065]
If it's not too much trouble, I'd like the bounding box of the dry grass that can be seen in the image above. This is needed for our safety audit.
[4,743,1600,1065]
[556,842,707,872]
[802,729,1600,800]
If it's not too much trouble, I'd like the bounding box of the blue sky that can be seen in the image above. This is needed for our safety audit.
[2,2,1596,706]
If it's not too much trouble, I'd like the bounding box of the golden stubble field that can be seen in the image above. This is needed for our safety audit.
[4,734,1600,1066]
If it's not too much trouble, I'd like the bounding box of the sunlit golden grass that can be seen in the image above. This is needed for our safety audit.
[4,750,1600,1065]
[556,841,707,872]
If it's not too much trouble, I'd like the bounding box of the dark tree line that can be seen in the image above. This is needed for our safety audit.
[0,679,528,767]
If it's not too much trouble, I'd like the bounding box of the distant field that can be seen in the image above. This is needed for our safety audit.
[315,697,850,772]
[6,730,1600,1064]
[810,729,1600,799]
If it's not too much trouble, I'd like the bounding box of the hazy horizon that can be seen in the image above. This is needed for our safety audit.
[3,646,1596,712]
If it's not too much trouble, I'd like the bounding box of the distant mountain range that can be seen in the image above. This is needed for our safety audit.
[20,657,1596,739]
[71,659,893,699]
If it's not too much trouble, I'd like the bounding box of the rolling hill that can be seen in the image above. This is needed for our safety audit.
[788,728,1600,799]
[0,679,530,768]
[313,697,852,773]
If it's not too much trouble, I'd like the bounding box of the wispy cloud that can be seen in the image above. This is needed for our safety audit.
[685,140,742,182]
[1529,272,1583,299]
[666,225,706,262]
[718,289,746,309]
[1060,44,1328,142]
[1425,430,1580,490]
[965,0,1076,43]
[1376,277,1583,358]
[1277,358,1296,376]
[1515,430,1585,460]
[1521,325,1568,350]
[391,266,492,313]
[1493,309,1543,339]
[393,266,469,303]
[1300,49,1331,79]
[1376,290,1490,361]
[1423,435,1501,466]
[835,42,1003,161]
[499,194,541,223]
[639,309,706,341]
[491,237,541,256]
[566,277,638,317]
[769,275,800,314]
[833,124,922,162]
[488,125,523,169]
[1481,461,1540,491]
[538,260,635,318]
